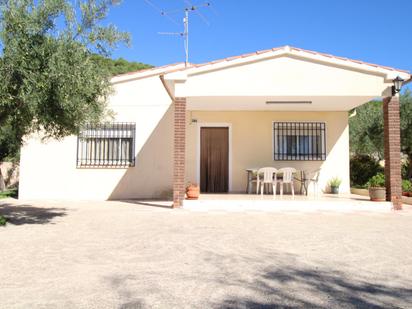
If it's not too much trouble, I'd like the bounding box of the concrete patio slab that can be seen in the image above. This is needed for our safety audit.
[183,194,393,213]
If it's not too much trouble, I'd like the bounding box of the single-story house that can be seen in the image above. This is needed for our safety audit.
[19,46,411,209]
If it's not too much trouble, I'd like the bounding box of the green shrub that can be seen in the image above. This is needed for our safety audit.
[350,155,383,187]
[328,177,342,187]
[0,188,18,199]
[367,173,385,188]
[0,215,6,226]
[402,179,412,192]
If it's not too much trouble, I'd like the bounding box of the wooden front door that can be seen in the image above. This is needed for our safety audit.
[200,127,229,193]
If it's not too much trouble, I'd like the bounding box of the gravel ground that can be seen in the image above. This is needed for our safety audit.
[1,198,412,309]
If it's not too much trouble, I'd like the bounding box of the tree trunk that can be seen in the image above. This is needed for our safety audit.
[0,169,5,192]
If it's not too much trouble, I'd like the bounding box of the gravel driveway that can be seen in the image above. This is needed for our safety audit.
[1,198,412,309]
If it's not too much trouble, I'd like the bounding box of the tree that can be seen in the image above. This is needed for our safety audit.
[400,90,412,179]
[349,100,384,159]
[0,0,130,190]
[91,54,153,76]
[349,90,412,179]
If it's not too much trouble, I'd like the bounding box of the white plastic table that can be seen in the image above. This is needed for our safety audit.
[246,168,305,194]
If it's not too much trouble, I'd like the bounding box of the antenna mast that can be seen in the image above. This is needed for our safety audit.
[184,9,189,66]
[157,2,211,67]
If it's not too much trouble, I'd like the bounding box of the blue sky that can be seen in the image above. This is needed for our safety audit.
[108,0,411,87]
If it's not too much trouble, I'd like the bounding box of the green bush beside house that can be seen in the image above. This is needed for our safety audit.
[350,155,383,188]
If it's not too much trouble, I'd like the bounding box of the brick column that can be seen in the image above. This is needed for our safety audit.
[383,96,402,210]
[173,97,186,208]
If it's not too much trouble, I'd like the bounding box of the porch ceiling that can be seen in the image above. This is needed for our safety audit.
[186,96,376,111]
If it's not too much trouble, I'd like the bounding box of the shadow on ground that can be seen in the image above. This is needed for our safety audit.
[117,200,173,209]
[106,249,412,308]
[0,202,66,225]
[216,255,412,308]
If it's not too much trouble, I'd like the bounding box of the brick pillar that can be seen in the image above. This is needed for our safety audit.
[383,96,402,210]
[173,97,186,208]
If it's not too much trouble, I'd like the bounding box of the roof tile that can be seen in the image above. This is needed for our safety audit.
[114,46,410,81]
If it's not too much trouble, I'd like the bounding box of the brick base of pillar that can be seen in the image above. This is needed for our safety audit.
[173,97,186,208]
[383,96,402,210]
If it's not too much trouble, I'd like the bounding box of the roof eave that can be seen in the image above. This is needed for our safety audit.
[169,46,410,81]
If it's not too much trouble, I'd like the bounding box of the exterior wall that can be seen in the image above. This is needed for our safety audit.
[177,56,389,99]
[186,111,350,194]
[19,76,174,200]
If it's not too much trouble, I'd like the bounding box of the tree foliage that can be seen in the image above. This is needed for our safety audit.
[349,100,383,159]
[400,90,412,158]
[0,0,130,163]
[91,54,152,76]
[349,90,412,178]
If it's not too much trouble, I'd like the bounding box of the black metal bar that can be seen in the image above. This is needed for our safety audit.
[120,123,123,165]
[322,122,326,160]
[76,129,80,167]
[313,123,316,160]
[317,122,320,160]
[276,122,279,160]
[93,125,95,165]
[280,122,282,160]
[99,124,102,166]
[86,124,90,166]
[305,124,311,160]
[294,122,298,160]
[280,122,283,160]
[291,122,294,160]
[132,124,136,166]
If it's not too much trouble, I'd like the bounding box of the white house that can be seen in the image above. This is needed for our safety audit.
[19,46,411,208]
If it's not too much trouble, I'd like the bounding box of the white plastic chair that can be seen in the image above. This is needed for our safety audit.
[278,167,296,197]
[256,167,278,196]
[305,169,321,197]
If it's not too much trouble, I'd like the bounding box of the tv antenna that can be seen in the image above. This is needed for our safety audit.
[146,1,211,67]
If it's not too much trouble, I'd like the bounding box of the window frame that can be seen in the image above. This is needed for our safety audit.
[272,121,326,161]
[76,122,136,168]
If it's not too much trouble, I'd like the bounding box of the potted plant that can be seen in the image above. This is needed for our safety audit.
[402,179,412,197]
[328,177,342,194]
[186,182,200,200]
[367,173,386,201]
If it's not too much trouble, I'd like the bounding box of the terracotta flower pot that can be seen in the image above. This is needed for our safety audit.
[369,187,386,201]
[402,192,410,197]
[186,184,200,200]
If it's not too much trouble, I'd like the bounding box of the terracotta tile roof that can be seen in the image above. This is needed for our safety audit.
[171,45,410,75]
[186,47,283,70]
[113,46,410,81]
[290,46,410,73]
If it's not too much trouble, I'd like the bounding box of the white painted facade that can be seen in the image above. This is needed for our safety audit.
[19,46,411,200]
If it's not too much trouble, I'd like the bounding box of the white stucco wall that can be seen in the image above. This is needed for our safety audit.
[182,56,387,97]
[19,76,174,200]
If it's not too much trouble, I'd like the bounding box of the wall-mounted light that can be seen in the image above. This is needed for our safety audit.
[392,76,404,96]
[266,101,312,104]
